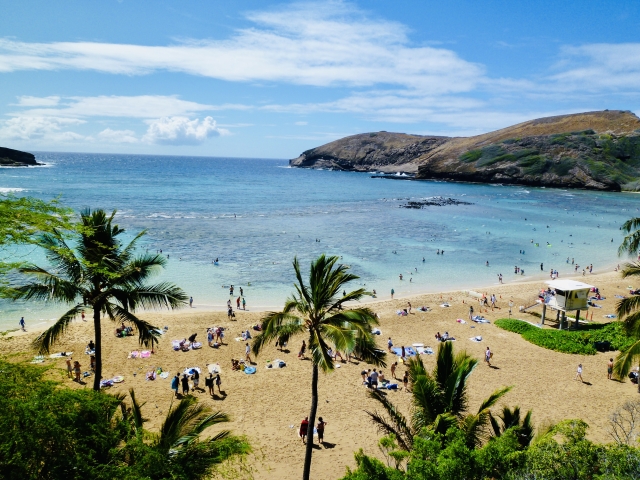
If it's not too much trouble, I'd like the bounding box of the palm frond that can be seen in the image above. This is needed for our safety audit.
[107,303,160,348]
[366,390,413,450]
[251,311,305,356]
[614,338,640,379]
[129,388,148,435]
[174,411,231,447]
[410,375,442,430]
[308,327,334,373]
[619,218,640,256]
[476,386,512,414]
[12,267,82,303]
[32,304,84,354]
[111,282,188,311]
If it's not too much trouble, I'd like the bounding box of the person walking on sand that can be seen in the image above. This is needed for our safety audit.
[205,373,214,396]
[66,357,73,378]
[317,417,327,445]
[298,340,307,359]
[491,294,496,311]
[19,316,26,332]
[607,358,613,380]
[171,374,180,397]
[407,301,412,314]
[575,364,584,383]
[387,337,393,353]
[403,371,409,392]
[245,343,252,363]
[485,346,492,366]
[299,416,309,443]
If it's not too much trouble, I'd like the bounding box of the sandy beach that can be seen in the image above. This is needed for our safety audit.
[2,269,639,480]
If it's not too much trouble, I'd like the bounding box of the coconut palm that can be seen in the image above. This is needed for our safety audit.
[489,405,534,448]
[614,217,640,380]
[367,341,511,450]
[12,208,187,391]
[251,254,386,480]
[119,389,249,479]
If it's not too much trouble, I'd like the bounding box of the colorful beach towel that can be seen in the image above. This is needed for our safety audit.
[392,347,417,357]
[128,351,140,359]
[183,367,201,376]
[49,352,73,358]
[112,375,125,383]
[244,366,256,374]
[140,351,151,358]
[207,363,221,374]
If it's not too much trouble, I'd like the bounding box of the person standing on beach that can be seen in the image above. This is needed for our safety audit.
[491,294,497,311]
[242,297,246,310]
[387,337,393,353]
[81,311,86,322]
[171,374,180,397]
[299,416,309,443]
[403,371,409,392]
[391,362,397,379]
[181,373,190,395]
[19,317,26,332]
[317,417,327,445]
[245,343,252,363]
[73,361,81,382]
[205,373,214,396]
[66,357,73,378]
[407,302,412,314]
[298,340,307,359]
[607,358,613,380]
[237,296,241,309]
[485,347,492,366]
[215,374,222,394]
[189,296,193,308]
[192,369,200,391]
[575,364,584,382]
[469,305,474,322]
[391,288,394,299]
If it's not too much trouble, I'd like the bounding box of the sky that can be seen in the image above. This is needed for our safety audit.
[1,0,639,159]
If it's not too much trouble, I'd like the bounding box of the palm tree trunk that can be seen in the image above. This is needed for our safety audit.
[302,363,319,480]
[92,307,102,391]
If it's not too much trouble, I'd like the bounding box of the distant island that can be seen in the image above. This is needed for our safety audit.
[0,147,41,167]
[290,110,640,191]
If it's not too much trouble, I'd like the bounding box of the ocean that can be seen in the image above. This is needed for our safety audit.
[0,152,637,331]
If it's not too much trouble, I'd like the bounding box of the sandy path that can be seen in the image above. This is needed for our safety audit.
[2,270,638,480]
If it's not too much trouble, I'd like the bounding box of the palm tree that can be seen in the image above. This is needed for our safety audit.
[367,341,511,450]
[489,406,534,448]
[12,208,187,391]
[614,217,640,380]
[251,254,386,480]
[120,389,250,478]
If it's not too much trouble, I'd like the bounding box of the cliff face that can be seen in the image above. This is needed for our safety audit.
[0,147,40,166]
[290,110,640,191]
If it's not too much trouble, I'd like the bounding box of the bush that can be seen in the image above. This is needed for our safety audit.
[495,319,633,355]
[460,150,482,163]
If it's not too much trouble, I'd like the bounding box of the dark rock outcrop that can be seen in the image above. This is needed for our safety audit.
[290,110,640,191]
[0,147,40,166]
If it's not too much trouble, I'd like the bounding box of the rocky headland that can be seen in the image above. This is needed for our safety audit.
[290,110,640,191]
[0,147,41,167]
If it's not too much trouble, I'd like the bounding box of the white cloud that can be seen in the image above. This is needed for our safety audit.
[97,128,139,143]
[15,95,60,107]
[142,116,227,145]
[11,95,247,119]
[0,2,483,93]
[0,116,85,141]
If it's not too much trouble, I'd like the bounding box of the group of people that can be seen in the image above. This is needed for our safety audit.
[299,416,328,445]
[171,371,222,397]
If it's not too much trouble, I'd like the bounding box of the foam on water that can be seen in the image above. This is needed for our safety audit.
[0,152,636,330]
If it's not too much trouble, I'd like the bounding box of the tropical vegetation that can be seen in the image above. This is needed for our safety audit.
[0,359,249,480]
[495,319,633,355]
[613,216,640,379]
[251,254,386,480]
[366,342,513,451]
[10,208,187,390]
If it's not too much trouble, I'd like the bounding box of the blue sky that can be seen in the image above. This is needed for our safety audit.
[1,0,639,158]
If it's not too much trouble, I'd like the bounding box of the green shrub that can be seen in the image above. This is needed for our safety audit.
[551,158,576,176]
[495,319,633,355]
[460,149,482,163]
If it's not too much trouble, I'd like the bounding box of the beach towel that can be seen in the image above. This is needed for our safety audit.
[159,371,170,379]
[423,347,434,354]
[440,303,451,308]
[172,340,181,351]
[49,352,73,358]
[30,355,45,364]
[207,363,221,374]
[244,366,256,374]
[392,347,417,357]
[604,314,617,318]
[140,351,151,358]
[112,375,124,383]
[456,319,466,324]
[184,367,201,376]
[396,310,407,316]
[418,306,430,312]
[100,379,114,388]
[412,343,424,347]
[616,295,626,299]
[469,336,483,342]
[385,383,399,390]
[85,349,95,355]
[128,351,140,359]
[371,328,381,335]
[472,316,490,324]
[191,342,202,349]
[146,371,156,381]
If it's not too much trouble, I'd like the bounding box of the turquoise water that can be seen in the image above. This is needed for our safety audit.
[0,152,637,331]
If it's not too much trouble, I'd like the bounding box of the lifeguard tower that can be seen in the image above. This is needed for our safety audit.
[540,279,593,330]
